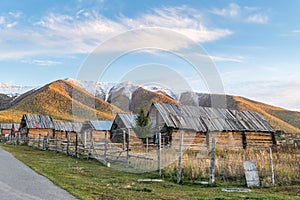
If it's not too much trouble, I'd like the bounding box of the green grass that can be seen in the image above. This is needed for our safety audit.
[1,144,300,200]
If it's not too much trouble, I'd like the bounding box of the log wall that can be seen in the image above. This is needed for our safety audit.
[28,128,53,138]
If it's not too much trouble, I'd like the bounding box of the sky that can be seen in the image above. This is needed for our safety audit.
[0,0,299,111]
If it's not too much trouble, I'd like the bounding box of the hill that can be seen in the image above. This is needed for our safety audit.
[130,87,179,113]
[0,80,122,122]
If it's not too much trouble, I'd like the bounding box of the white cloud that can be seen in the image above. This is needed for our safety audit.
[0,16,5,24]
[0,6,232,59]
[247,14,269,24]
[211,55,244,63]
[211,4,270,24]
[121,6,232,43]
[261,66,279,72]
[0,11,21,28]
[6,21,18,28]
[211,3,240,17]
[22,59,62,66]
[9,11,22,18]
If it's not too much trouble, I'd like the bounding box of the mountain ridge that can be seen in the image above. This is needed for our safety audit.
[0,79,299,134]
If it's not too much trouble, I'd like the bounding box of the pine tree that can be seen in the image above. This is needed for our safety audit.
[134,107,152,139]
[136,107,148,127]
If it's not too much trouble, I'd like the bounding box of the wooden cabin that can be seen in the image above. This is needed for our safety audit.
[0,123,19,136]
[19,114,54,138]
[110,113,143,145]
[149,103,275,150]
[53,121,82,140]
[81,120,113,143]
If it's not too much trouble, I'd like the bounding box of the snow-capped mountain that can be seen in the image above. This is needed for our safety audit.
[142,85,178,100]
[65,78,115,101]
[65,78,181,112]
[66,78,182,101]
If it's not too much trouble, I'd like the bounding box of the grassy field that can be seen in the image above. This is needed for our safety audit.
[1,144,300,200]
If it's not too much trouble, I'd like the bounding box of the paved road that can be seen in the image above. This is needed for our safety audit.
[0,147,77,200]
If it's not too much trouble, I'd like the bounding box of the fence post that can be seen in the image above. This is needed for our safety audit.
[177,131,184,184]
[42,136,46,150]
[158,132,161,176]
[269,147,275,185]
[55,136,58,152]
[75,132,78,158]
[123,130,126,150]
[146,137,148,153]
[126,128,130,167]
[206,131,210,149]
[38,134,41,149]
[104,131,108,159]
[33,137,36,148]
[66,132,69,156]
[209,137,216,185]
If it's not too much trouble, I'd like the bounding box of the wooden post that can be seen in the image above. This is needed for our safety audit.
[66,132,69,156]
[75,132,78,158]
[269,147,275,185]
[126,128,130,167]
[55,136,58,153]
[33,137,36,148]
[84,131,87,147]
[42,136,46,150]
[38,134,41,149]
[158,132,161,176]
[209,137,216,184]
[146,137,149,153]
[177,131,184,184]
[123,130,126,150]
[206,131,210,149]
[87,139,94,160]
[104,131,108,159]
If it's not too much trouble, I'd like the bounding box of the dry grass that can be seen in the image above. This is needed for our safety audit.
[160,145,300,186]
[90,135,300,187]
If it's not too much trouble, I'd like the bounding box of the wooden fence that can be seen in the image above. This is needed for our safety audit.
[1,133,299,186]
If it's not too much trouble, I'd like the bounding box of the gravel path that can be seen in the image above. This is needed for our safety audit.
[0,147,77,200]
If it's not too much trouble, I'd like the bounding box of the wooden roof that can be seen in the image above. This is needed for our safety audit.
[113,113,137,129]
[89,120,113,131]
[0,123,20,130]
[152,103,274,132]
[53,121,83,132]
[21,114,54,129]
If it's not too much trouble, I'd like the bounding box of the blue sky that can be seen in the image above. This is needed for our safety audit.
[0,0,299,111]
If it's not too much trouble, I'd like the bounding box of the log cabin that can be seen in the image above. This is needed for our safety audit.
[149,103,275,150]
[81,120,113,143]
[19,114,54,138]
[53,121,82,140]
[110,113,143,145]
[0,123,19,136]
